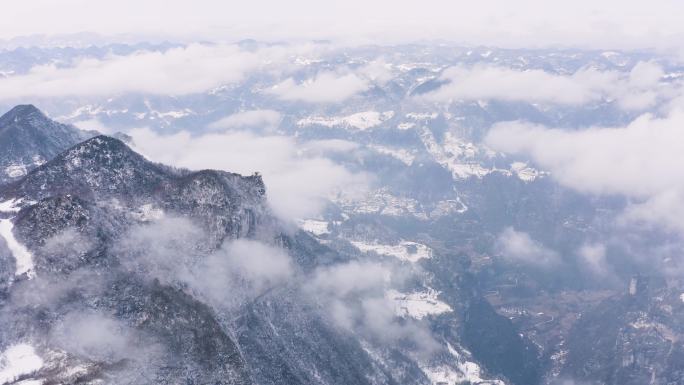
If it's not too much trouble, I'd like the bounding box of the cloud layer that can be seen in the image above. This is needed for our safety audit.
[486,107,684,233]
[422,62,668,110]
[268,72,369,103]
[0,43,317,101]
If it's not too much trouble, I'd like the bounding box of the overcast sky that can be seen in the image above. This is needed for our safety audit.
[3,0,684,49]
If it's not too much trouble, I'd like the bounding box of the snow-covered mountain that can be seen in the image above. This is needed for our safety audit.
[0,118,512,384]
[0,105,94,184]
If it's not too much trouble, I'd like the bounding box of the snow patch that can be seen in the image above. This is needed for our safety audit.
[386,288,452,319]
[368,145,415,166]
[58,104,132,120]
[143,100,193,120]
[420,343,505,385]
[297,111,394,131]
[154,109,193,119]
[4,155,46,179]
[298,219,330,236]
[351,241,432,263]
[430,198,468,217]
[406,112,438,120]
[420,128,494,179]
[5,164,28,178]
[0,199,24,213]
[421,343,504,385]
[0,344,43,384]
[0,219,36,278]
[510,162,542,182]
[130,204,165,222]
[335,189,428,220]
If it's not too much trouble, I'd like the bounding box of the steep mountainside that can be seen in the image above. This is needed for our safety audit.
[0,136,269,384]
[0,134,511,385]
[0,104,94,184]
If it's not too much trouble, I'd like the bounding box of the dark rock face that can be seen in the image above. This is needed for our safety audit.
[233,287,430,385]
[559,278,684,385]
[463,297,542,385]
[0,105,94,184]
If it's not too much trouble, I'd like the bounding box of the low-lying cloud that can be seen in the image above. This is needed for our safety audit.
[495,227,560,266]
[485,108,684,233]
[117,217,294,309]
[422,62,670,110]
[305,260,439,355]
[577,243,610,276]
[190,239,294,307]
[267,71,369,103]
[0,43,319,101]
[208,109,282,131]
[130,128,370,220]
[50,311,141,362]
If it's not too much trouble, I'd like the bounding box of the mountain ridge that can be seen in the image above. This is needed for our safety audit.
[0,104,95,184]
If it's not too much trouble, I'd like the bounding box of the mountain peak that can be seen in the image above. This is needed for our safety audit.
[57,135,147,170]
[10,104,41,114]
[0,105,94,184]
[0,104,47,126]
[69,134,129,153]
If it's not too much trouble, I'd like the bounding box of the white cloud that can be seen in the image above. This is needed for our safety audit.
[421,62,669,110]
[304,260,439,354]
[301,139,361,155]
[116,215,438,352]
[218,239,293,288]
[0,43,315,101]
[50,311,143,363]
[485,107,684,233]
[620,189,684,234]
[186,239,294,308]
[129,128,369,220]
[577,243,609,276]
[208,109,281,131]
[117,218,294,308]
[495,227,560,266]
[39,229,93,269]
[357,59,394,85]
[309,261,389,298]
[268,71,369,103]
[71,118,112,134]
[486,112,684,197]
